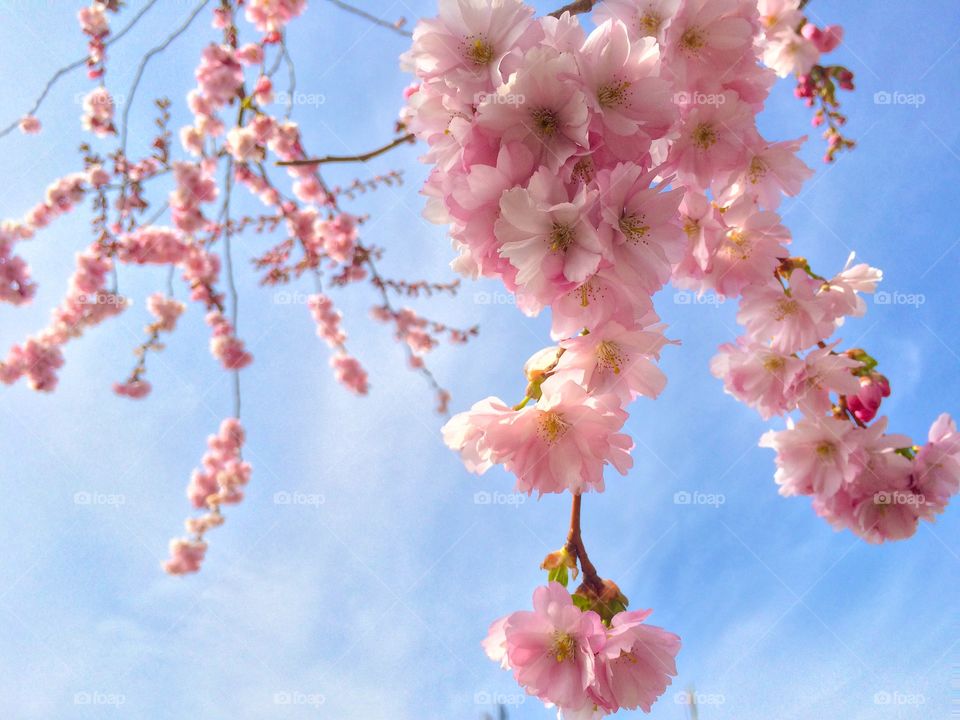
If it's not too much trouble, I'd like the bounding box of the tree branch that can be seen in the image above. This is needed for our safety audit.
[565,494,603,590]
[276,133,415,167]
[322,0,412,38]
[549,0,596,18]
[0,0,162,139]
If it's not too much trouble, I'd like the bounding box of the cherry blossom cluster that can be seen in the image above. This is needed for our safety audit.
[164,417,250,575]
[1,0,471,574]
[404,0,954,715]
[483,583,680,718]
[756,0,855,161]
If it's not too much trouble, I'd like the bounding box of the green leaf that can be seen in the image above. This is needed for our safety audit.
[547,564,569,588]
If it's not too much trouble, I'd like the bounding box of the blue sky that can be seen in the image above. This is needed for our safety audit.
[0,1,957,718]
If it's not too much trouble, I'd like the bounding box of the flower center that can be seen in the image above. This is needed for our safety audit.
[596,340,625,374]
[619,213,650,243]
[464,36,494,65]
[598,81,631,109]
[680,26,706,55]
[692,123,717,149]
[531,107,560,137]
[748,156,768,184]
[762,355,785,372]
[537,410,570,443]
[683,218,700,237]
[572,157,594,184]
[639,12,662,36]
[774,298,799,320]
[551,631,577,662]
[815,441,835,459]
[550,222,576,252]
[724,229,751,259]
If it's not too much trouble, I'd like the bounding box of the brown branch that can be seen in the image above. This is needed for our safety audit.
[549,0,596,18]
[322,0,412,38]
[564,494,603,590]
[277,133,416,167]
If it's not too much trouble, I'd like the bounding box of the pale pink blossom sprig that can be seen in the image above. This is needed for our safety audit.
[0,243,125,392]
[77,0,112,80]
[81,86,116,137]
[114,293,186,400]
[165,418,250,575]
[754,0,855,161]
[243,0,307,35]
[0,0,468,585]
[207,311,253,370]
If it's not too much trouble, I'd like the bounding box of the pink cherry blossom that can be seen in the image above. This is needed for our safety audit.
[496,169,605,312]
[498,583,606,710]
[556,320,672,402]
[81,86,115,137]
[711,339,805,419]
[18,115,41,134]
[595,609,681,713]
[760,416,860,498]
[443,379,632,495]
[477,46,590,171]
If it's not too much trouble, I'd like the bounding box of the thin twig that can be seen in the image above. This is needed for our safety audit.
[277,133,415,167]
[120,0,212,155]
[322,0,412,38]
[0,0,162,139]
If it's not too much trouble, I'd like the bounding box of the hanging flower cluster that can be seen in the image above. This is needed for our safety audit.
[403,0,957,716]
[0,0,469,574]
